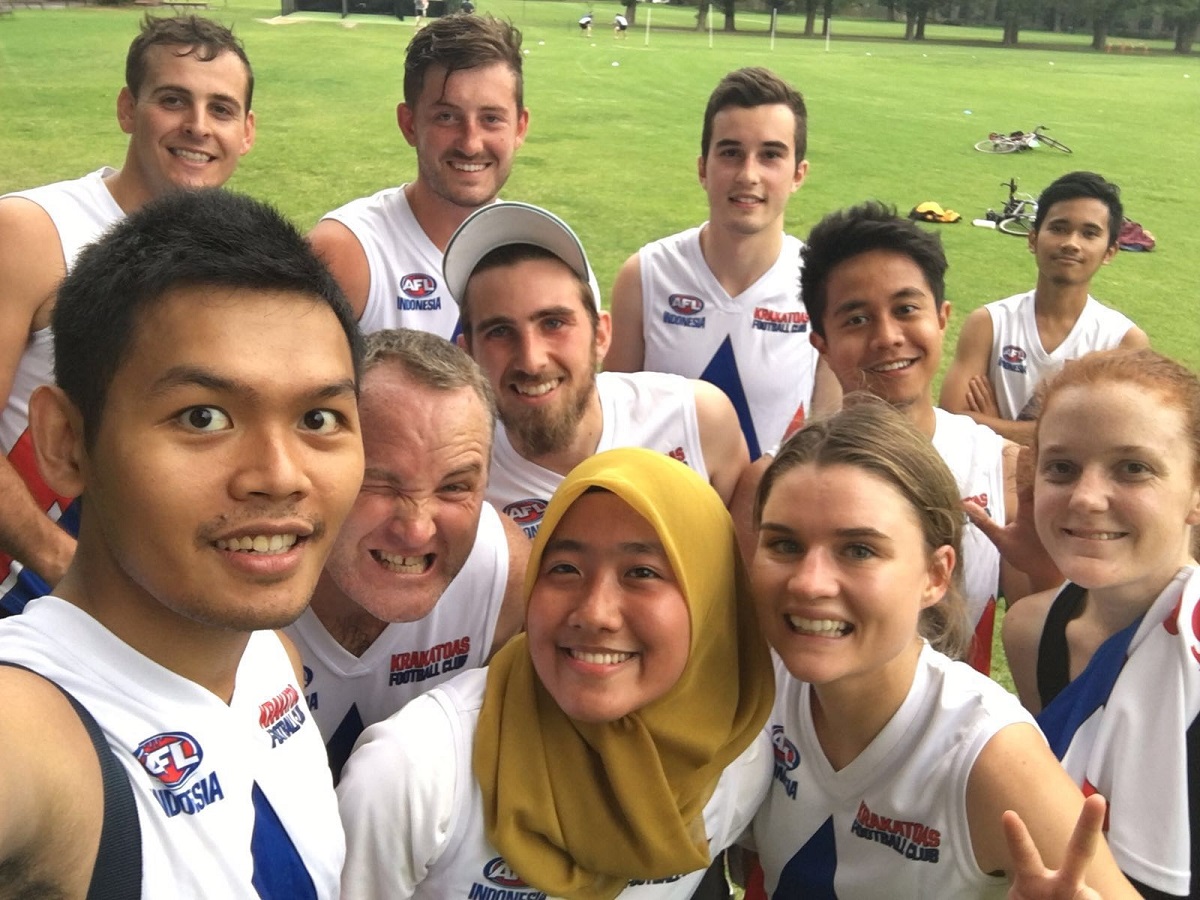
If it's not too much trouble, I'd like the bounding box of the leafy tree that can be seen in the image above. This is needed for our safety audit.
[721,0,736,31]
[1086,0,1125,49]
[905,0,931,38]
[1161,0,1200,52]
[802,0,819,34]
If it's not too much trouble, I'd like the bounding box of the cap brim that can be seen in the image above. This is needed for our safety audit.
[443,202,593,305]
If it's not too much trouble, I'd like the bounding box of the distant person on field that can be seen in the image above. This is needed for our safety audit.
[0,189,363,897]
[0,14,256,616]
[309,15,528,341]
[613,12,628,35]
[579,12,593,34]
[607,67,839,461]
[285,328,529,782]
[940,171,1149,445]
[443,202,750,536]
[461,0,475,12]
[414,0,428,26]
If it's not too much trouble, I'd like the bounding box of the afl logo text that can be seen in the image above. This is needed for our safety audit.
[483,858,528,887]
[668,294,704,316]
[400,273,438,298]
[134,732,204,788]
[504,499,547,526]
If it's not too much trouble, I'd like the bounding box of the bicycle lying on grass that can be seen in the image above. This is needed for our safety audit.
[983,178,1038,236]
[974,125,1072,154]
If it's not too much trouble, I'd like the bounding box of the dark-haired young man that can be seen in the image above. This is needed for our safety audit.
[0,15,257,613]
[0,189,364,897]
[940,171,1149,445]
[607,68,838,461]
[310,14,529,340]
[734,202,1060,674]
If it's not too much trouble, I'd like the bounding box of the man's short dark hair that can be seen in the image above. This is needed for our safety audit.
[403,14,523,110]
[1033,171,1123,246]
[53,189,362,447]
[701,67,807,163]
[801,201,948,340]
[126,15,254,109]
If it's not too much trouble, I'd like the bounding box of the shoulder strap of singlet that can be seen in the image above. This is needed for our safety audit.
[0,661,142,899]
[1036,583,1088,709]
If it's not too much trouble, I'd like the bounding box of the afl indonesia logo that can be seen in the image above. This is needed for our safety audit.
[134,732,204,788]
[400,273,437,298]
[504,499,547,527]
[668,294,704,315]
[1001,345,1026,365]
[771,725,800,770]
[483,858,529,887]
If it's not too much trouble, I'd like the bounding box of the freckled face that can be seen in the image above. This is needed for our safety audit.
[1034,381,1200,596]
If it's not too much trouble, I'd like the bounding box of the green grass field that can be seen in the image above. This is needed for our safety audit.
[1,0,1198,373]
[2,1,1198,691]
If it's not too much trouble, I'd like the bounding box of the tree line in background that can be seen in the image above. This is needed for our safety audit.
[620,0,1199,53]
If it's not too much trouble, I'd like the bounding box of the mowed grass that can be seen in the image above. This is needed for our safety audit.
[2,2,1198,690]
[1,0,1196,370]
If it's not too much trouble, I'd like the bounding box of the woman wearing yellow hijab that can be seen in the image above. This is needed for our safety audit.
[338,447,774,898]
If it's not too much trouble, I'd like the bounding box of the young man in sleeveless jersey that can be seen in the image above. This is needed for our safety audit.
[0,15,257,614]
[446,202,750,539]
[0,190,363,898]
[940,171,1149,446]
[309,15,528,342]
[607,67,839,461]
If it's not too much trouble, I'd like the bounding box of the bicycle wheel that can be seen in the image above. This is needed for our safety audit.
[1036,133,1072,154]
[998,215,1034,237]
[974,138,1018,154]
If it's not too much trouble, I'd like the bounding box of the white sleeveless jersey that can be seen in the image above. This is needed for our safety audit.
[931,408,1006,630]
[1,168,122,455]
[322,185,462,339]
[638,227,815,459]
[1,169,123,611]
[985,290,1136,421]
[486,371,708,538]
[0,597,344,898]
[285,502,510,775]
[753,644,1035,897]
[338,667,771,899]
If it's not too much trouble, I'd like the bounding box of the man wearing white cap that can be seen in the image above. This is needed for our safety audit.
[445,202,749,538]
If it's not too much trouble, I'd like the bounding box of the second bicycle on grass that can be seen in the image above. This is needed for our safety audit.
[984,178,1039,236]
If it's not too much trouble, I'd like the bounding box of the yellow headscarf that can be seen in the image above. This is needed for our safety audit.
[473,447,773,898]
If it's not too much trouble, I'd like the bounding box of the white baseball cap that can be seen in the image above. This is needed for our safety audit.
[442,202,600,309]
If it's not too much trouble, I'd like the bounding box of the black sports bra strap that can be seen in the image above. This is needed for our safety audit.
[1036,583,1088,709]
